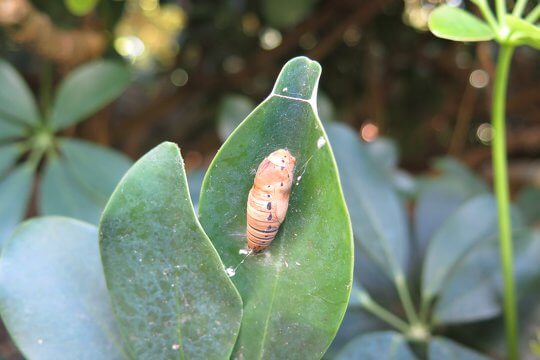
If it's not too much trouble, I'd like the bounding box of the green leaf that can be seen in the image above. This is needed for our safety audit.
[0,120,25,140]
[516,187,540,225]
[40,139,131,224]
[422,195,498,300]
[0,217,126,359]
[0,165,33,243]
[40,157,104,224]
[198,57,353,359]
[262,0,317,28]
[187,167,206,212]
[336,332,417,360]
[50,60,131,131]
[428,6,495,42]
[100,142,242,359]
[433,242,500,325]
[433,157,488,194]
[217,95,255,142]
[429,337,491,359]
[414,172,486,258]
[0,144,21,176]
[0,59,40,127]
[327,122,408,279]
[59,138,132,203]
[64,0,100,16]
[506,14,540,49]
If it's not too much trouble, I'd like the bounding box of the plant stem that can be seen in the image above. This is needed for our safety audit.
[394,273,420,325]
[492,44,518,360]
[525,4,540,22]
[473,0,500,32]
[356,289,410,333]
[495,0,507,24]
[512,0,529,17]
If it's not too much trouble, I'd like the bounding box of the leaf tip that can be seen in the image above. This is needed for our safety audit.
[272,56,322,101]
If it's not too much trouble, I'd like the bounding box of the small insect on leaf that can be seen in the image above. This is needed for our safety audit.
[246,149,296,251]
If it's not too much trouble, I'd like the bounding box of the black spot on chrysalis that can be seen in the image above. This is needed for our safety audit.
[267,202,272,210]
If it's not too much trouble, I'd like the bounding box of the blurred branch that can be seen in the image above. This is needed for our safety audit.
[0,0,106,67]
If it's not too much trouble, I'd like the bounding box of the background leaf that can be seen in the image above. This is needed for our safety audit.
[0,217,125,360]
[506,15,540,49]
[64,0,100,16]
[0,165,33,244]
[198,57,353,359]
[428,6,494,42]
[100,142,243,359]
[335,332,416,360]
[327,122,408,280]
[422,195,498,301]
[429,337,491,359]
[50,60,131,131]
[39,139,131,224]
[0,144,21,176]
[217,95,255,142]
[261,0,317,29]
[0,59,40,127]
[516,187,540,225]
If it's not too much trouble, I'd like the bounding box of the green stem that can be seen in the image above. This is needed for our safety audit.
[356,289,410,333]
[525,3,540,22]
[394,273,420,325]
[512,0,529,17]
[472,0,500,32]
[492,44,518,360]
[495,0,507,24]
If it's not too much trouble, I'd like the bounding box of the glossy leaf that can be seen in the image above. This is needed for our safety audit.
[327,122,408,279]
[429,337,491,359]
[65,0,100,16]
[422,195,497,300]
[217,95,255,142]
[50,60,131,130]
[0,217,125,359]
[0,165,33,243]
[100,142,242,359]
[0,59,40,127]
[336,332,417,360]
[433,242,500,325]
[414,174,486,259]
[198,57,353,359]
[39,139,131,224]
[0,144,21,175]
[428,6,494,42]
[516,187,540,225]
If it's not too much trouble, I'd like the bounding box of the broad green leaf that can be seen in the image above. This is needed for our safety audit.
[414,174,486,259]
[429,337,491,359]
[217,95,256,142]
[50,60,131,131]
[506,15,540,49]
[0,144,21,176]
[0,119,26,140]
[262,0,317,28]
[187,167,206,212]
[422,194,497,300]
[59,138,132,203]
[65,0,100,16]
[366,137,398,172]
[0,165,33,243]
[327,122,408,279]
[335,332,417,360]
[0,59,40,127]
[40,157,104,224]
[433,157,488,194]
[433,242,500,325]
[40,139,131,224]
[198,57,353,359]
[428,6,494,42]
[0,217,125,359]
[516,187,540,225]
[100,142,242,359]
